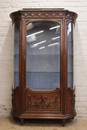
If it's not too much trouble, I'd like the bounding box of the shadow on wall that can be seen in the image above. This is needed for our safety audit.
[74,21,87,118]
[0,22,13,116]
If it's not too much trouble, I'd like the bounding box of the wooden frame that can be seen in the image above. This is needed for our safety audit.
[10,8,78,126]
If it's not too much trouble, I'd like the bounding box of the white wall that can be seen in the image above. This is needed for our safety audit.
[0,0,87,118]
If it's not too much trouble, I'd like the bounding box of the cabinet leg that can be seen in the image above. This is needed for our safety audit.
[62,119,66,126]
[20,118,24,125]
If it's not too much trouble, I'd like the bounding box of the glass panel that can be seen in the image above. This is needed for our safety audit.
[67,23,73,88]
[26,21,60,90]
[14,23,19,89]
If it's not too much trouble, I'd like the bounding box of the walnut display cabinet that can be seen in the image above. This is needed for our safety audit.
[10,8,78,126]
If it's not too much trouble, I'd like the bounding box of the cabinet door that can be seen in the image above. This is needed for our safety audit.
[26,21,61,90]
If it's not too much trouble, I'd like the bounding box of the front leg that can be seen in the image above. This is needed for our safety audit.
[62,119,66,126]
[20,118,24,125]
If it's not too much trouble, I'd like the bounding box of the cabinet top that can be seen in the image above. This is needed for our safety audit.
[10,8,78,22]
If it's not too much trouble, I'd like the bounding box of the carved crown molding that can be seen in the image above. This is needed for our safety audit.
[10,8,78,23]
[22,11,64,19]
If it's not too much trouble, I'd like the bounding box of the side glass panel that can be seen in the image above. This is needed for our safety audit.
[14,23,19,89]
[26,21,60,90]
[67,23,73,88]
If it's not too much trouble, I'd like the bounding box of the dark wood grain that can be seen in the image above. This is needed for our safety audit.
[10,8,78,125]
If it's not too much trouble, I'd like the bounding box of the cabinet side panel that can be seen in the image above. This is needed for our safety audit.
[12,88,20,116]
[66,89,76,116]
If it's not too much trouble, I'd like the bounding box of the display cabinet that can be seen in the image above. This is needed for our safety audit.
[10,8,78,126]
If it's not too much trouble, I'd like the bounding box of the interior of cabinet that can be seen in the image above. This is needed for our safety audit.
[14,23,19,88]
[67,23,73,88]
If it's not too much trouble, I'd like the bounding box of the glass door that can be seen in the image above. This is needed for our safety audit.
[26,21,60,90]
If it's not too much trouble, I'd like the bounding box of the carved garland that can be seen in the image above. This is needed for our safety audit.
[26,94,58,110]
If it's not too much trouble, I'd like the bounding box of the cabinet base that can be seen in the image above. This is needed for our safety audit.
[13,113,76,126]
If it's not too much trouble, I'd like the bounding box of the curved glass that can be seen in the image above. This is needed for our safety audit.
[14,23,19,89]
[26,21,60,90]
[67,23,73,88]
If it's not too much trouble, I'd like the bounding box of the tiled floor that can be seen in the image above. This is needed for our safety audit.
[0,117,87,130]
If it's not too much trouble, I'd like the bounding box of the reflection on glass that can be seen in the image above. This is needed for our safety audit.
[26,21,60,90]
[14,23,19,89]
[67,23,73,88]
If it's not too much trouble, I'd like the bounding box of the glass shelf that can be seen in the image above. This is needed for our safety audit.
[26,72,60,90]
[26,54,60,72]
[67,72,73,88]
[14,72,19,89]
[14,54,19,55]
[14,55,19,72]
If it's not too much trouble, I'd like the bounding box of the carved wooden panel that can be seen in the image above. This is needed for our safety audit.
[12,87,20,116]
[26,88,61,112]
[66,89,75,114]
